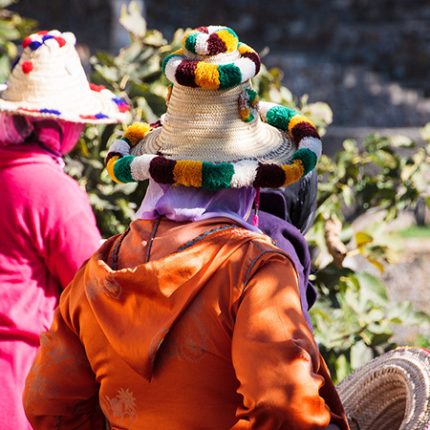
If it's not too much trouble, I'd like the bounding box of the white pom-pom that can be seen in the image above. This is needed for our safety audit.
[194,33,209,56]
[258,101,278,121]
[235,57,256,81]
[130,154,156,181]
[48,30,62,37]
[164,56,182,85]
[62,32,76,46]
[44,38,59,49]
[108,139,131,156]
[299,136,322,159]
[231,160,258,188]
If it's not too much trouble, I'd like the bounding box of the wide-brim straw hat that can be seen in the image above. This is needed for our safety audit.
[105,25,322,190]
[337,347,430,430]
[0,30,128,124]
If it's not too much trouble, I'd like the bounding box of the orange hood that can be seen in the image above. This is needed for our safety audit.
[81,220,262,381]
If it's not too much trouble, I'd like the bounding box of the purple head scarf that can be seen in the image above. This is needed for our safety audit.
[136,180,259,232]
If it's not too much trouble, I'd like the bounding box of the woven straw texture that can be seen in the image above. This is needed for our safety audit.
[337,347,430,430]
[0,31,126,124]
[131,83,295,163]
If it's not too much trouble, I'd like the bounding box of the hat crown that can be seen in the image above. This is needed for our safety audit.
[162,26,261,91]
[183,26,239,58]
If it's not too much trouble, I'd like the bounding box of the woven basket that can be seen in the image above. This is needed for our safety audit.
[337,347,430,430]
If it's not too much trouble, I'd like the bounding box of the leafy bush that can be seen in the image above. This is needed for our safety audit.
[309,131,430,381]
[0,0,35,81]
[2,1,430,383]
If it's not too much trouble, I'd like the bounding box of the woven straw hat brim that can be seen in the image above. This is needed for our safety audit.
[0,87,126,124]
[131,83,295,164]
[337,347,430,430]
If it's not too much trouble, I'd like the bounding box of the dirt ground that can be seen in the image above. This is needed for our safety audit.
[384,237,430,308]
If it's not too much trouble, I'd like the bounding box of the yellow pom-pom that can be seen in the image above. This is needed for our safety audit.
[238,43,255,55]
[123,122,151,147]
[217,29,238,53]
[173,160,203,187]
[287,115,315,134]
[195,62,220,90]
[106,155,123,184]
[282,160,304,186]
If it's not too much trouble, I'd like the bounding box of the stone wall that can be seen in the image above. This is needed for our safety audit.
[145,0,430,96]
[10,0,430,127]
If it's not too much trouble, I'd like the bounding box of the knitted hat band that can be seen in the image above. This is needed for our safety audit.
[0,30,128,124]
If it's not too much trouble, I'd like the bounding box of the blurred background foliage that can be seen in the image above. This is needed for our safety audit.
[1,1,430,382]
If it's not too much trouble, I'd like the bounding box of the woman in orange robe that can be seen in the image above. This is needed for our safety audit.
[24,25,349,430]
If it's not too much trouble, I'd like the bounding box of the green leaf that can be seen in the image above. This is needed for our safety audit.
[350,340,373,370]
[355,272,388,304]
[355,231,373,247]
[120,1,147,38]
[335,354,350,383]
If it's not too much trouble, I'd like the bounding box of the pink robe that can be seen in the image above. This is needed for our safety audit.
[0,144,101,429]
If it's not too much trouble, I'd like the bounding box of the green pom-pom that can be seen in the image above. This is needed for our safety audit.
[246,88,258,104]
[113,155,135,183]
[266,105,298,131]
[202,162,235,190]
[291,148,317,174]
[218,64,242,89]
[185,32,198,54]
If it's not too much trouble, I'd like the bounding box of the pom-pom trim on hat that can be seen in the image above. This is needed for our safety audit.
[238,88,259,122]
[104,101,322,190]
[183,26,239,57]
[162,38,261,90]
[22,30,69,51]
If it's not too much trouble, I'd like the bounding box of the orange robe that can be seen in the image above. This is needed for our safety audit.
[24,218,349,429]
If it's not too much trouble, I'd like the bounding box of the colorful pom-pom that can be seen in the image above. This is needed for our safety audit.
[265,105,298,131]
[89,83,106,92]
[22,37,32,49]
[194,61,220,90]
[55,37,66,47]
[218,63,242,89]
[113,155,135,183]
[163,28,260,90]
[112,97,130,112]
[202,162,235,191]
[123,122,151,147]
[21,61,33,74]
[238,88,259,122]
[29,41,42,51]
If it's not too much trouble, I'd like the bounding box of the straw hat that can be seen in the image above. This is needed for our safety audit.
[0,30,128,124]
[337,347,430,430]
[105,25,322,190]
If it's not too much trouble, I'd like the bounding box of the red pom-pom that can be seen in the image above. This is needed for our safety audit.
[89,83,106,92]
[22,37,32,49]
[21,61,33,74]
[55,37,66,47]
[118,104,130,113]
